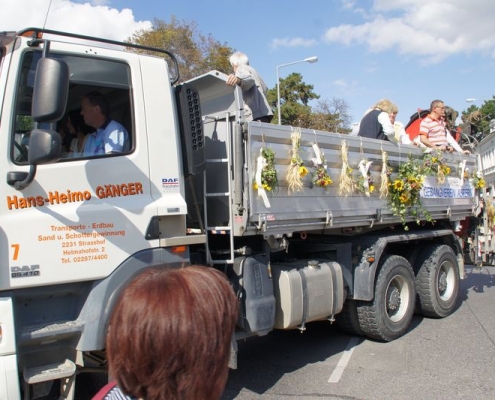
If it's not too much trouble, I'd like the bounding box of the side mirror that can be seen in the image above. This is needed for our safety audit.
[28,129,62,165]
[7,129,61,190]
[32,57,69,122]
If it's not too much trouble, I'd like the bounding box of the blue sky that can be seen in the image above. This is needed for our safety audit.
[3,0,495,126]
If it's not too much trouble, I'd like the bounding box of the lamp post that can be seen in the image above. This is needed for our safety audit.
[276,56,318,125]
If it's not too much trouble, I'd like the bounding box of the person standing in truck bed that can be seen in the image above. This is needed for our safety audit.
[226,51,273,123]
[419,99,471,154]
[357,99,397,141]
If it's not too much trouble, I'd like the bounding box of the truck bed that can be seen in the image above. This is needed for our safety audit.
[185,71,476,238]
[242,123,476,236]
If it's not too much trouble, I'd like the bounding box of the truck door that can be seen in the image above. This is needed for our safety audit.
[0,45,159,290]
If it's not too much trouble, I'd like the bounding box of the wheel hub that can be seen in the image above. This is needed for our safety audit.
[387,286,401,311]
[438,271,447,294]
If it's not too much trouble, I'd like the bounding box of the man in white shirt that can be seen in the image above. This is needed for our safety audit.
[80,91,129,155]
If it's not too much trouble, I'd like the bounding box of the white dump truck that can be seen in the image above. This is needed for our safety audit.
[0,28,477,399]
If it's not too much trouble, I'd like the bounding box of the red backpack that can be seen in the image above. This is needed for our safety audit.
[404,109,429,141]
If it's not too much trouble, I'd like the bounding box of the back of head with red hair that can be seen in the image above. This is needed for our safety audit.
[106,265,238,400]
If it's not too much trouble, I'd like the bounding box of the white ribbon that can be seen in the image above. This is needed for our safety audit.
[255,152,271,208]
[311,143,323,166]
[459,160,467,185]
[358,159,372,197]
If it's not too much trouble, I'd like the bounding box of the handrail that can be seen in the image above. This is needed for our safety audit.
[17,27,181,85]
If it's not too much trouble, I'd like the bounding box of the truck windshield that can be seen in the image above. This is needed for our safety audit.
[12,49,132,163]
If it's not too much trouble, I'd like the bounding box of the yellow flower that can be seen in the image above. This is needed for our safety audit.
[444,166,451,175]
[399,194,409,204]
[393,180,404,190]
[299,166,309,177]
[369,184,375,193]
[253,182,259,190]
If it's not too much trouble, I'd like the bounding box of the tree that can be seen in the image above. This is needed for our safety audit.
[307,98,352,133]
[267,72,319,126]
[267,73,351,131]
[126,17,234,82]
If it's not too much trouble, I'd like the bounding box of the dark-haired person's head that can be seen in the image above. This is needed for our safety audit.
[106,265,238,400]
[67,109,93,135]
[81,91,109,129]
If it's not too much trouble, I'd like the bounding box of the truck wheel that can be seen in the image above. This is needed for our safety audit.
[357,255,415,342]
[336,299,364,336]
[414,245,459,318]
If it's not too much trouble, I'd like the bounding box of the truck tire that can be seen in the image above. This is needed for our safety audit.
[357,255,415,342]
[414,244,459,318]
[336,299,364,336]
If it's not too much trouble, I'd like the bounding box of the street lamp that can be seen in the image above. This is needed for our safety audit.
[466,98,495,103]
[276,56,318,125]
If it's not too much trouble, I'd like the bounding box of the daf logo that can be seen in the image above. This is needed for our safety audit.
[11,265,40,278]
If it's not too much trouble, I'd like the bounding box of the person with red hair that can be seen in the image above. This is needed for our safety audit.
[93,265,238,400]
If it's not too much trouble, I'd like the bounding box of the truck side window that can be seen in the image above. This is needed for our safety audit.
[12,50,133,164]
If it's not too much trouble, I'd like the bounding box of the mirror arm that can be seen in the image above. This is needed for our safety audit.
[14,166,37,191]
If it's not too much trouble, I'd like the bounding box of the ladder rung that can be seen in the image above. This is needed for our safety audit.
[206,192,229,197]
[206,158,229,163]
[210,260,234,265]
[207,226,231,235]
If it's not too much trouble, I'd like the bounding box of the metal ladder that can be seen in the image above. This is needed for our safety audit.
[203,112,236,266]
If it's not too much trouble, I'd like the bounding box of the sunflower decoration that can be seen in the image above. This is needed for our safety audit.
[471,169,486,190]
[311,142,333,188]
[253,147,278,192]
[286,129,307,194]
[388,154,431,230]
[356,159,374,196]
[422,151,451,184]
[338,140,355,196]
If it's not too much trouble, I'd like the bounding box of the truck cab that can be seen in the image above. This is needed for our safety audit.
[0,28,202,399]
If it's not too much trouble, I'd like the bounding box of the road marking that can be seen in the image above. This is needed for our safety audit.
[328,336,360,383]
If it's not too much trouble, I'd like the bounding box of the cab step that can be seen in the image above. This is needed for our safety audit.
[23,359,76,384]
[18,320,84,343]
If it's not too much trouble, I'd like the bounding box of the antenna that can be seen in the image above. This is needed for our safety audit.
[42,0,53,30]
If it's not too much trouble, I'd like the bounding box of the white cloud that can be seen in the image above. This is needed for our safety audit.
[270,37,317,49]
[332,78,362,97]
[333,79,348,87]
[1,0,151,42]
[323,0,495,63]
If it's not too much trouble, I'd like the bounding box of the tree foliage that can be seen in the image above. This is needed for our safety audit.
[461,97,495,140]
[126,17,233,82]
[267,73,319,126]
[308,98,352,133]
[266,73,351,132]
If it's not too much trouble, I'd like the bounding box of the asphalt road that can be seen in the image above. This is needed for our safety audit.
[221,264,495,400]
[76,264,495,399]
